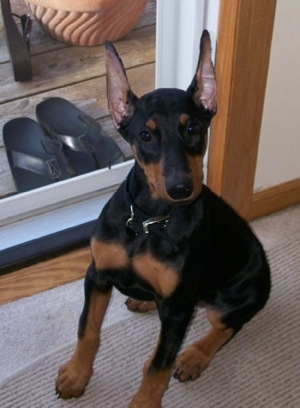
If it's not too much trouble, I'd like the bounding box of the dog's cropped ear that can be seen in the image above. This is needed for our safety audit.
[105,42,138,129]
[187,30,217,117]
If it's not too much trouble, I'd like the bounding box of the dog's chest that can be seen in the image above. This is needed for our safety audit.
[91,181,204,297]
[131,252,181,297]
[91,229,184,298]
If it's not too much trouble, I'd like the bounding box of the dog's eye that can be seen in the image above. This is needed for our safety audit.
[187,123,200,136]
[140,131,152,142]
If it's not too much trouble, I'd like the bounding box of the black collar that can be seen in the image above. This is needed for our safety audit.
[125,192,179,253]
[125,176,170,236]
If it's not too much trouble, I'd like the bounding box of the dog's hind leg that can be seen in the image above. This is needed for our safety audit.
[173,307,235,382]
[55,263,112,399]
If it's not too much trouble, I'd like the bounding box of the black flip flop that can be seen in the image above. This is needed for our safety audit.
[36,97,125,174]
[3,118,73,193]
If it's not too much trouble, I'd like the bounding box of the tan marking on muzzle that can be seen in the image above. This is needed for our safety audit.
[186,153,204,199]
[131,146,168,201]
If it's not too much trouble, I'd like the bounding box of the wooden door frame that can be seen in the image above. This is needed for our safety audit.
[207,0,277,219]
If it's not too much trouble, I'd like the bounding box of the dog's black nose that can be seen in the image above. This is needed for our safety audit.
[167,181,193,200]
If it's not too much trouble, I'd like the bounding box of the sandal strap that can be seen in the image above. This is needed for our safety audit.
[51,116,101,154]
[11,150,62,180]
[53,131,95,153]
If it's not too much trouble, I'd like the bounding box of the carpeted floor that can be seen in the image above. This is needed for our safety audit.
[0,205,299,407]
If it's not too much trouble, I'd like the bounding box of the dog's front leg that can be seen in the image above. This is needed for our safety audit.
[56,263,112,399]
[129,304,194,408]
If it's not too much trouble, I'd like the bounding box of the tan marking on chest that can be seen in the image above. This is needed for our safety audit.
[132,254,180,297]
[91,238,129,271]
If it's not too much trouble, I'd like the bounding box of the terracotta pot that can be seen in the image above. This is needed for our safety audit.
[26,0,148,46]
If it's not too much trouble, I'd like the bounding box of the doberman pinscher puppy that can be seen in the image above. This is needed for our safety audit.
[55,31,270,408]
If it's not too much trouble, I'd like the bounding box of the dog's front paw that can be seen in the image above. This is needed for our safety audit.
[55,358,93,399]
[174,345,210,382]
[128,394,162,408]
[125,298,157,313]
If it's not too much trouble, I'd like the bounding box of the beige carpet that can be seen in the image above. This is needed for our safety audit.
[0,206,299,407]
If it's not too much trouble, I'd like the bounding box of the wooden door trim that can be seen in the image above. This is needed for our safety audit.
[207,0,277,219]
[251,178,300,220]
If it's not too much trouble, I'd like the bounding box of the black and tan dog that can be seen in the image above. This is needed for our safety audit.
[55,31,271,408]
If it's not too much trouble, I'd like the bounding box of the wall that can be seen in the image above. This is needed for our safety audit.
[254,0,300,190]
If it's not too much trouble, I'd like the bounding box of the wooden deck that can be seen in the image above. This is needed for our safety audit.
[0,0,156,198]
